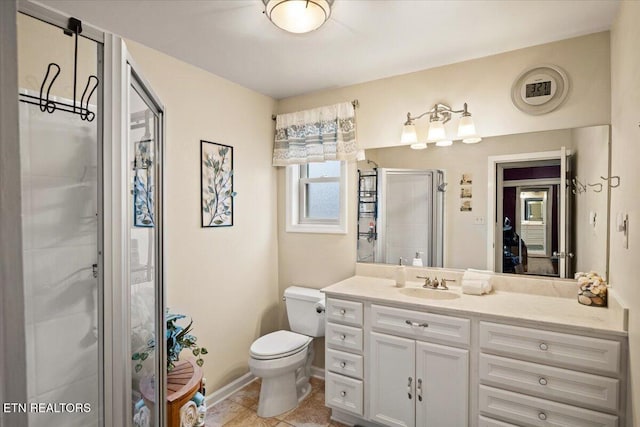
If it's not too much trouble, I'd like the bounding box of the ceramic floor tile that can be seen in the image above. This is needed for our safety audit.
[223,411,280,427]
[280,389,332,427]
[228,379,262,408]
[205,398,250,427]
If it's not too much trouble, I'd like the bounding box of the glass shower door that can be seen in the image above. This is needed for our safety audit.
[126,65,165,426]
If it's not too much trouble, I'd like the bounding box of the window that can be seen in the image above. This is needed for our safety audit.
[286,160,347,234]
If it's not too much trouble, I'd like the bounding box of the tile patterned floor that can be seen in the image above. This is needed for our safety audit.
[206,377,348,427]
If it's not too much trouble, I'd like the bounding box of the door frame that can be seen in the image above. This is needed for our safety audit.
[487,149,569,274]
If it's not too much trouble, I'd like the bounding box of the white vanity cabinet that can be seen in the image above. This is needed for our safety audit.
[478,321,624,427]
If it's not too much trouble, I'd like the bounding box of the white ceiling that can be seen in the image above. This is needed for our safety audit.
[42,0,619,99]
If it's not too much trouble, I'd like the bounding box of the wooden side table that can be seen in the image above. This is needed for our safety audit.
[140,358,204,427]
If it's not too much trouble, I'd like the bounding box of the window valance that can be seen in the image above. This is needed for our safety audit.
[272,101,357,166]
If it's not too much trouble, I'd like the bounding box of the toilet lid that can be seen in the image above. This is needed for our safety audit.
[250,330,311,360]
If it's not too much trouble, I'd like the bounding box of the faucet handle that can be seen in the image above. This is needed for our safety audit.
[416,276,431,287]
[440,278,456,290]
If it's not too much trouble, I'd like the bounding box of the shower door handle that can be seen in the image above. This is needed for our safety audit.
[92,264,98,279]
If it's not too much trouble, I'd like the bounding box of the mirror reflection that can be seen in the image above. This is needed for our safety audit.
[357,125,610,280]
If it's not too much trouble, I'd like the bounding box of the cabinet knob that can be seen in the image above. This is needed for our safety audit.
[538,377,548,386]
[340,334,346,341]
[340,361,347,368]
[340,309,346,315]
[539,342,549,351]
[340,391,346,397]
[538,412,547,421]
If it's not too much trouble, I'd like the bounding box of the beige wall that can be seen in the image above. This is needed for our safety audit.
[571,126,610,276]
[277,32,611,149]
[125,41,279,391]
[610,1,640,423]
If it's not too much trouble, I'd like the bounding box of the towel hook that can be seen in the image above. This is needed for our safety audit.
[587,182,603,193]
[600,176,620,188]
[572,177,586,195]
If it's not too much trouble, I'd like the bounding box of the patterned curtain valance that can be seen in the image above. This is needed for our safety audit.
[272,101,357,166]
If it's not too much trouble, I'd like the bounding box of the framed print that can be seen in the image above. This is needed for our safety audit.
[201,140,235,227]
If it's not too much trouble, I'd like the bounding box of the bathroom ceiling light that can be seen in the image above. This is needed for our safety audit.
[263,0,333,34]
[401,102,481,147]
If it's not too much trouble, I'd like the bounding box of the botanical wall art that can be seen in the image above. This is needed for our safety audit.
[201,140,235,227]
[134,170,154,227]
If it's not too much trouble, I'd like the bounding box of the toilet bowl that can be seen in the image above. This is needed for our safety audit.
[248,286,325,417]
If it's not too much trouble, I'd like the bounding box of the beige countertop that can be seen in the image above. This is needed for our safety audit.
[322,275,628,337]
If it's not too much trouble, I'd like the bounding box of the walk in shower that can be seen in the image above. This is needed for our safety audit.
[15,5,166,425]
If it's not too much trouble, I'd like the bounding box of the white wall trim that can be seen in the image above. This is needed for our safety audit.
[0,1,28,425]
[205,372,257,408]
[311,366,325,380]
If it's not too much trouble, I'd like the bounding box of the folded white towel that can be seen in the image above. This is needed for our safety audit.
[461,279,486,295]
[462,269,493,294]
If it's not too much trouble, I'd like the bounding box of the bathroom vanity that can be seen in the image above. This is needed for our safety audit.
[322,267,629,427]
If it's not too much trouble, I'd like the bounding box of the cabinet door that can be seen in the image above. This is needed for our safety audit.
[370,332,415,427]
[415,342,469,427]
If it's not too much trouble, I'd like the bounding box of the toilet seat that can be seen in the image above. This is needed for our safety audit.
[250,330,312,360]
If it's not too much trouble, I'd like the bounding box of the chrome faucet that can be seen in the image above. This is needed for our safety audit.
[416,276,456,290]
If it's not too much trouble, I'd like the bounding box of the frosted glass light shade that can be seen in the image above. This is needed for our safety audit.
[264,0,332,34]
[427,120,446,142]
[410,142,427,150]
[356,149,366,161]
[463,136,482,144]
[457,115,477,138]
[401,123,418,144]
[435,139,453,147]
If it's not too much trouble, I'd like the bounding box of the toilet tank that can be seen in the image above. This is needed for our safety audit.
[284,286,325,337]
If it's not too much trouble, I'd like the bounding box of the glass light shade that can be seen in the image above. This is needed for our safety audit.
[356,149,366,161]
[457,115,477,138]
[463,136,482,144]
[264,0,331,34]
[410,142,427,150]
[435,139,453,147]
[401,123,418,144]
[426,120,446,142]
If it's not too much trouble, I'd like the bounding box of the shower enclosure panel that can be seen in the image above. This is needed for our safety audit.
[376,169,444,267]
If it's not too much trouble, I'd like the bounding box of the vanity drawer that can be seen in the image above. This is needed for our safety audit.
[478,415,519,427]
[371,304,470,346]
[326,371,363,416]
[480,353,619,412]
[479,322,620,375]
[326,322,363,353]
[326,298,363,327]
[326,348,364,379]
[479,385,618,427]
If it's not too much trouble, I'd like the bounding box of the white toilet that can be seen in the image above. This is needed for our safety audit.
[249,286,325,418]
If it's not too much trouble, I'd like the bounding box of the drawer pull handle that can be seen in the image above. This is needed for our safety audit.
[340,361,347,368]
[340,334,346,341]
[417,378,423,402]
[539,342,549,351]
[538,412,547,421]
[539,377,548,386]
[340,309,346,315]
[407,377,413,400]
[405,320,429,328]
[340,391,346,397]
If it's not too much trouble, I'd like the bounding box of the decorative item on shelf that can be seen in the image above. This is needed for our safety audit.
[575,271,608,307]
[263,0,333,34]
[400,102,481,149]
[132,311,209,373]
[201,140,235,228]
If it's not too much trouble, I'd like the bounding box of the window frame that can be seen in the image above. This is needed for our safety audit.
[285,161,347,234]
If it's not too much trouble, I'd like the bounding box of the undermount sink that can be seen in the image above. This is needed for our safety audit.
[399,287,461,300]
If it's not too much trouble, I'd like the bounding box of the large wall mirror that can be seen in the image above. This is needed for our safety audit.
[357,125,611,280]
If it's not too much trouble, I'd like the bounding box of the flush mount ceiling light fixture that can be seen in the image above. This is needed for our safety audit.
[401,102,481,149]
[263,0,333,34]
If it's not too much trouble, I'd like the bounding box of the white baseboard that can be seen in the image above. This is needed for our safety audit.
[311,366,325,380]
[205,372,257,408]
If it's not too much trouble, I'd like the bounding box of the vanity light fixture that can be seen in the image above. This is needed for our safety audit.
[263,0,333,34]
[401,102,482,149]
